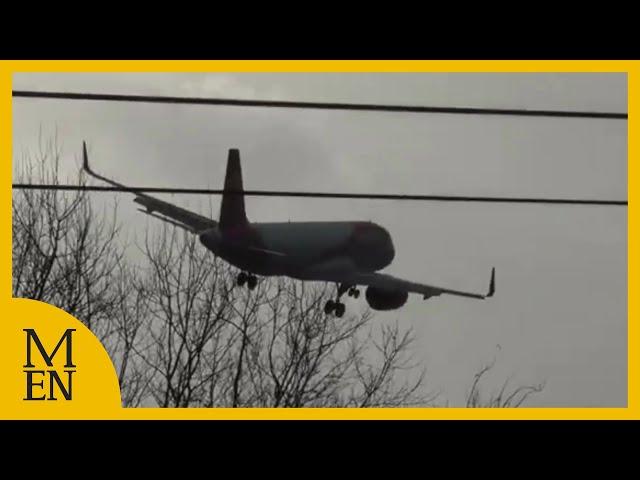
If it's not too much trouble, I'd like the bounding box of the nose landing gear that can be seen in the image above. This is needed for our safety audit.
[324,300,346,317]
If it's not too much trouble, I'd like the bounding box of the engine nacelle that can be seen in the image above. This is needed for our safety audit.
[365,286,409,311]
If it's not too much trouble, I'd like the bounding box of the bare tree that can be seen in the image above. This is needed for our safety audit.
[12,136,144,405]
[465,358,545,407]
[133,227,432,407]
[108,261,154,407]
[13,136,126,344]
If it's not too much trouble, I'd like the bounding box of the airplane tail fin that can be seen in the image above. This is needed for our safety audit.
[219,148,248,229]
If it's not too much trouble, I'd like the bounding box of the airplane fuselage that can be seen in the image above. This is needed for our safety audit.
[199,221,395,282]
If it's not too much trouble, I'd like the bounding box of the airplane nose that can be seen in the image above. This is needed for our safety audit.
[353,223,395,270]
[378,227,395,266]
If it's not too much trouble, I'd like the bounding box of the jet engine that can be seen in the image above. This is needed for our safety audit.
[365,286,409,311]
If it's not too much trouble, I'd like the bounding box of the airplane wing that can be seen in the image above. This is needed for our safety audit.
[82,142,216,234]
[352,267,495,300]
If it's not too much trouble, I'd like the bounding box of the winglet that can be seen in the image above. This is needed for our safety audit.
[487,267,496,298]
[81,140,136,194]
[82,141,89,169]
[82,140,95,176]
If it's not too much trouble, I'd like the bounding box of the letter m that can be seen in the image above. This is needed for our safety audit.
[23,329,76,368]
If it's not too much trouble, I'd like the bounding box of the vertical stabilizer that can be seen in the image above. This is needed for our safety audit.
[219,148,248,229]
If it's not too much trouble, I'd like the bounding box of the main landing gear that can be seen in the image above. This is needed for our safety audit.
[236,271,258,290]
[324,283,360,318]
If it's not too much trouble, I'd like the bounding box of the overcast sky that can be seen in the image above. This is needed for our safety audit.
[12,73,628,407]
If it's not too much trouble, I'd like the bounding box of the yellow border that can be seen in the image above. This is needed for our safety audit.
[1,60,634,420]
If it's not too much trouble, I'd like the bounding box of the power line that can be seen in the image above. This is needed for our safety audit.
[12,90,628,119]
[12,90,627,207]
[12,184,628,206]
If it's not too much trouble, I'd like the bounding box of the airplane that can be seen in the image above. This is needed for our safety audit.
[82,142,495,318]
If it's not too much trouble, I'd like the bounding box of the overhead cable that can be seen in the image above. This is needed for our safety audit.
[12,184,627,206]
[12,90,628,119]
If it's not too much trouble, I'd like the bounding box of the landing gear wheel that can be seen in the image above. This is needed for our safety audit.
[334,303,346,318]
[247,275,258,290]
[237,272,247,287]
[324,300,335,315]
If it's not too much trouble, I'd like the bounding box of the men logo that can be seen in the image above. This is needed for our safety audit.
[23,328,76,401]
